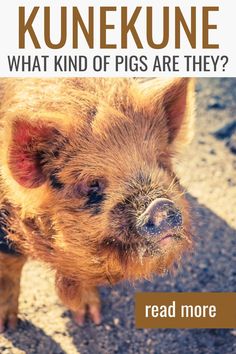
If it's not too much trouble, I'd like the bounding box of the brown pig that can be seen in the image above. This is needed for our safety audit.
[0,78,194,330]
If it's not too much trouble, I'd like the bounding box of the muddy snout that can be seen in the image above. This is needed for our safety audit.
[137,198,182,238]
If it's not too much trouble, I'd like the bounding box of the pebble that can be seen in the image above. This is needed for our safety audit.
[213,121,236,140]
[198,140,206,145]
[209,148,216,155]
[227,178,236,187]
[113,318,120,326]
[226,133,236,154]
[207,96,226,110]
[195,83,202,92]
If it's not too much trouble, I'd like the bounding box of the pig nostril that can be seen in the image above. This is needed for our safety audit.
[141,218,161,236]
[145,219,155,229]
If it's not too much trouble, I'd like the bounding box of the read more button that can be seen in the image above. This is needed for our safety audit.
[135,293,236,328]
[145,301,216,319]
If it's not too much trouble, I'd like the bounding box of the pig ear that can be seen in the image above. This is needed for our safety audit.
[141,78,195,148]
[8,119,60,188]
[161,78,195,146]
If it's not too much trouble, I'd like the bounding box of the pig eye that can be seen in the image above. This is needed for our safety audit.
[87,179,106,194]
[88,180,101,193]
[72,178,107,199]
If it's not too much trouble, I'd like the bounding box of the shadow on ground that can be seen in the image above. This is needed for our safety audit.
[3,320,67,354]
[2,196,236,354]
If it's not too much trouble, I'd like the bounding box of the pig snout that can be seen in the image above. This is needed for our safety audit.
[137,198,182,238]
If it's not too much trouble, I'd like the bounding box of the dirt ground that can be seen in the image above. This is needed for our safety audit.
[0,78,236,354]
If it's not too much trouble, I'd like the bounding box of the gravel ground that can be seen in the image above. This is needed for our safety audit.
[0,78,236,354]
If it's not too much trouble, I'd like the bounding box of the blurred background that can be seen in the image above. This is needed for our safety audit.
[1,78,236,354]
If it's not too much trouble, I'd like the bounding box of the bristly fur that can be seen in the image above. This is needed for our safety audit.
[0,78,195,321]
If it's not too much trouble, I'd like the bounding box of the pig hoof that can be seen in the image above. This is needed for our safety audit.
[0,313,18,332]
[73,303,101,326]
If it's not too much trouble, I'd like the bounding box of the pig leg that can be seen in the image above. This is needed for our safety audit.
[56,274,101,326]
[0,253,26,332]
[72,286,101,326]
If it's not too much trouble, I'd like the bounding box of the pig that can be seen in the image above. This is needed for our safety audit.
[0,78,194,330]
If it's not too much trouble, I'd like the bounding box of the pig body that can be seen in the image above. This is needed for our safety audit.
[0,78,194,329]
